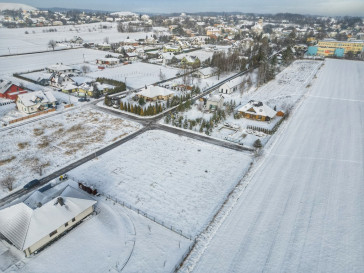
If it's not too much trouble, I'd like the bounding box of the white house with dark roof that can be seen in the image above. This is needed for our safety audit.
[0,185,96,257]
[16,90,57,114]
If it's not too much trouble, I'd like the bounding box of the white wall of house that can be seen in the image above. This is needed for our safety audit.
[24,206,94,257]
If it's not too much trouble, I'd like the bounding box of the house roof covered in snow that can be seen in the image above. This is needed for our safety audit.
[198,67,217,76]
[221,76,244,89]
[0,80,13,94]
[17,90,56,107]
[0,185,96,251]
[237,100,277,118]
[46,64,77,72]
[137,85,175,99]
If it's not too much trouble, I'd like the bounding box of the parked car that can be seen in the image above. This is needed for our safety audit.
[24,179,40,190]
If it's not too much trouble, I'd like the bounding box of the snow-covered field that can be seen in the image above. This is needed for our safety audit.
[87,62,180,89]
[185,59,364,273]
[0,181,191,273]
[0,48,117,76]
[0,22,168,55]
[0,106,141,198]
[68,130,252,237]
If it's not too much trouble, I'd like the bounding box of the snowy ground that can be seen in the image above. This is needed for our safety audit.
[68,130,252,237]
[0,106,141,198]
[0,181,190,273]
[87,62,180,89]
[184,59,364,273]
[0,48,117,76]
[0,22,168,55]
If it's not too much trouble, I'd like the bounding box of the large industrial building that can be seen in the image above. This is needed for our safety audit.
[307,39,364,57]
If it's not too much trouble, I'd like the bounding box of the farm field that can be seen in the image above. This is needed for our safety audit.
[0,22,167,55]
[0,48,117,76]
[0,106,142,198]
[68,130,252,237]
[186,59,364,273]
[0,181,190,273]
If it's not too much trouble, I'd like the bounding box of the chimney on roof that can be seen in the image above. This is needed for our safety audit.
[55,197,65,206]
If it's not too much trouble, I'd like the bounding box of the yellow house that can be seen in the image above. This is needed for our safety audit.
[317,39,364,55]
[0,185,97,257]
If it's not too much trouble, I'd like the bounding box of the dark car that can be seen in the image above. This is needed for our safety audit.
[24,179,40,190]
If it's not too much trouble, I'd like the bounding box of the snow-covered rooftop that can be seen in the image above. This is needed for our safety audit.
[0,185,97,251]
[237,100,277,118]
[137,85,175,99]
[17,90,56,106]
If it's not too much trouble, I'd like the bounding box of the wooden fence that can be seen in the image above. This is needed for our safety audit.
[8,108,56,124]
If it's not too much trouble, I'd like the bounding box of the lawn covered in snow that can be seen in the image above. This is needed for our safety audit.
[0,48,117,76]
[68,130,252,237]
[0,22,168,55]
[0,181,191,273]
[87,62,180,89]
[0,106,141,198]
[187,58,364,273]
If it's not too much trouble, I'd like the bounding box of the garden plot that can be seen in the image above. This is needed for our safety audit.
[68,130,252,237]
[87,62,180,89]
[0,106,141,199]
[0,180,190,273]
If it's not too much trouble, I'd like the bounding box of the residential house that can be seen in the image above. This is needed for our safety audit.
[237,100,277,121]
[205,94,224,111]
[163,44,182,53]
[180,56,200,67]
[137,85,175,101]
[49,73,75,88]
[0,80,27,100]
[194,67,217,79]
[0,185,97,257]
[16,91,57,114]
[96,58,120,66]
[46,64,79,75]
[219,77,243,94]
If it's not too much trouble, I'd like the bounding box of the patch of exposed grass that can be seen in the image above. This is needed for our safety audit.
[17,142,29,149]
[66,124,83,133]
[37,136,50,149]
[33,128,44,136]
[0,156,16,166]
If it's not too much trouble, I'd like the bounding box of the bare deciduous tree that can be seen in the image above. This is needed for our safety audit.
[1,176,15,191]
[48,40,57,51]
[81,65,91,74]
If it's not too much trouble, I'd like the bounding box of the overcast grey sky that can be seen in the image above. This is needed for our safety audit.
[4,0,364,16]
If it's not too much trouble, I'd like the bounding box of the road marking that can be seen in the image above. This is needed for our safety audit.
[269,153,362,164]
[308,95,364,103]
